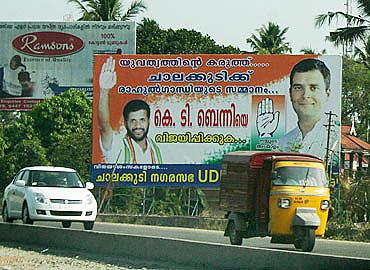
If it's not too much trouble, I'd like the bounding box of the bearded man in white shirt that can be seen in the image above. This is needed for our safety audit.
[98,56,162,164]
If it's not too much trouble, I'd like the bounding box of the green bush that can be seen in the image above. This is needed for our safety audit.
[326,176,370,242]
[326,221,370,242]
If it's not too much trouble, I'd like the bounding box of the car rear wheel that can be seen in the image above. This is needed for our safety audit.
[2,203,13,223]
[83,221,94,230]
[62,221,72,228]
[22,203,33,225]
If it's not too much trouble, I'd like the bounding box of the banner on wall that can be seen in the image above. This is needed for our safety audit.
[0,22,135,110]
[92,54,341,187]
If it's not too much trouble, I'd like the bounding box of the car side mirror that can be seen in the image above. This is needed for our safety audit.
[15,180,26,187]
[85,182,94,190]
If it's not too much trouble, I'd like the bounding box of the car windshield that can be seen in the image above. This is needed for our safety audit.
[28,170,84,188]
[272,166,328,187]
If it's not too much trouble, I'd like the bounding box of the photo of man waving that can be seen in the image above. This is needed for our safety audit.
[97,56,163,164]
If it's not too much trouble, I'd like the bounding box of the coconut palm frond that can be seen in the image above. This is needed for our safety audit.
[109,0,123,21]
[315,11,369,28]
[78,11,101,21]
[121,0,147,21]
[67,0,145,21]
[329,25,369,46]
[357,0,370,18]
[315,1,370,56]
[300,48,316,54]
[86,0,104,20]
[67,0,90,14]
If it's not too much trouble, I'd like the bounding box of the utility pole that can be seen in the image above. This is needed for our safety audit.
[324,111,337,170]
[344,0,353,55]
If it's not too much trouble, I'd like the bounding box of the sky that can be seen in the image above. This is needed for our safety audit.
[0,0,355,54]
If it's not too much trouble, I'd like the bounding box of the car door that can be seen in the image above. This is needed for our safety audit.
[13,170,30,216]
[7,170,24,216]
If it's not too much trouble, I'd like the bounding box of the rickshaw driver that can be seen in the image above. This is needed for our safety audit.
[273,167,300,186]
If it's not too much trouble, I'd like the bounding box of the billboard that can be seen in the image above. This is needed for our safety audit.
[0,22,135,110]
[92,54,341,187]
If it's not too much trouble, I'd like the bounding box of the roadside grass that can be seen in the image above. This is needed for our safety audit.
[326,221,370,242]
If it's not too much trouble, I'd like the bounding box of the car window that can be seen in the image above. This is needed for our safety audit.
[22,170,30,185]
[12,170,24,184]
[29,170,84,188]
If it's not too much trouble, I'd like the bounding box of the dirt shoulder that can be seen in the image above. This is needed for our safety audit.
[0,242,194,270]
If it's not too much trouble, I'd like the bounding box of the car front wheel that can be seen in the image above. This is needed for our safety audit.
[22,203,33,225]
[83,221,94,230]
[2,203,13,223]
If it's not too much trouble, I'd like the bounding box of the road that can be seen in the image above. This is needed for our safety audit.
[15,220,370,259]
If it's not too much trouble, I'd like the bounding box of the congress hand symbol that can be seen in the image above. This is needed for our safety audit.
[256,98,280,138]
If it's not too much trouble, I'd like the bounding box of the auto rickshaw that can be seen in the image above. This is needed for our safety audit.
[220,151,331,252]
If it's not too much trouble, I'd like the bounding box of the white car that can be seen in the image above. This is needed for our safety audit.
[2,166,97,230]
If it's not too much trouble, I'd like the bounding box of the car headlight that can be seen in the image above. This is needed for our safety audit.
[34,193,47,204]
[85,193,95,205]
[277,198,291,209]
[321,200,330,210]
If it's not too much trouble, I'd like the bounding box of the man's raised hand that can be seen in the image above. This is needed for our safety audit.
[99,56,117,90]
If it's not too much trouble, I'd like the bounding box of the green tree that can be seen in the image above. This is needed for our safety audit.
[0,113,49,189]
[136,18,167,54]
[49,129,92,182]
[30,90,92,153]
[354,36,370,69]
[0,91,94,190]
[246,22,292,54]
[342,56,370,140]
[67,0,146,21]
[137,18,241,54]
[315,0,370,68]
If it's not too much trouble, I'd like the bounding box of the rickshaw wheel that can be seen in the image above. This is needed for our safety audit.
[301,228,315,252]
[294,239,302,249]
[229,221,243,245]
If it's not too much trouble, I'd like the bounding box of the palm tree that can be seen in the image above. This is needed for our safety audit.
[315,0,369,52]
[300,47,327,55]
[246,22,292,54]
[67,0,146,21]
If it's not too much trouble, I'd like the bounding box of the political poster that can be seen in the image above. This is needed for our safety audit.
[91,54,341,187]
[0,22,135,110]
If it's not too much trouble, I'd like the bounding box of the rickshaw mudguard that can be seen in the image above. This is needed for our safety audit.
[292,207,320,227]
